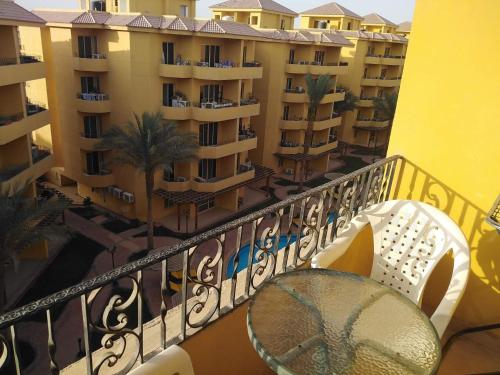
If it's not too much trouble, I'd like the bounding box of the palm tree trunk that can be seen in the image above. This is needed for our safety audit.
[300,115,315,193]
[145,171,154,252]
[383,119,394,157]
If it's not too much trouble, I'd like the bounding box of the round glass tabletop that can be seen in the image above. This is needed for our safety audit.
[247,269,441,375]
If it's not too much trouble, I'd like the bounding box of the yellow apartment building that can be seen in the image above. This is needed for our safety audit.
[34,9,277,232]
[210,0,297,30]
[299,2,363,31]
[0,0,54,198]
[337,28,407,150]
[298,5,407,151]
[79,0,196,18]
[250,29,351,181]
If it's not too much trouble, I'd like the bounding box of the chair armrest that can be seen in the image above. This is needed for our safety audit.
[312,215,369,269]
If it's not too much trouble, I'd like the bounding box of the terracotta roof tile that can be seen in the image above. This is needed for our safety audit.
[362,13,397,27]
[339,30,407,43]
[0,1,45,24]
[300,2,362,19]
[210,0,297,16]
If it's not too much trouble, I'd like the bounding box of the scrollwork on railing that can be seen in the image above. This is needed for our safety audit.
[184,237,224,331]
[0,156,404,374]
[82,274,143,374]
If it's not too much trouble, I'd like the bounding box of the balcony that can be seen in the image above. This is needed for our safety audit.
[192,101,260,122]
[356,118,390,128]
[365,54,405,66]
[307,140,338,155]
[198,137,257,159]
[73,54,108,72]
[277,141,303,154]
[159,63,192,79]
[192,168,255,193]
[358,98,375,107]
[280,118,307,130]
[285,62,349,76]
[0,153,54,193]
[0,56,45,86]
[361,76,402,87]
[80,169,114,187]
[159,178,191,192]
[76,93,111,113]
[193,64,263,80]
[283,89,344,104]
[313,115,342,130]
[0,110,49,145]
[79,136,101,151]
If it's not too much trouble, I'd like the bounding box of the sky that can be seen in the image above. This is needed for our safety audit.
[15,0,415,24]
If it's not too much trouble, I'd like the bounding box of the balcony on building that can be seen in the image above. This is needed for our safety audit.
[192,100,260,122]
[361,75,402,87]
[0,53,45,86]
[192,169,255,193]
[285,60,349,76]
[76,92,111,113]
[72,31,108,73]
[193,60,263,81]
[365,53,405,66]
[278,140,303,154]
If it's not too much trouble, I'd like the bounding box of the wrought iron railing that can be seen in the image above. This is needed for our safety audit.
[0,156,404,374]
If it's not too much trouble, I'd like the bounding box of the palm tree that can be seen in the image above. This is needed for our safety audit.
[0,183,68,311]
[95,112,198,251]
[373,92,399,156]
[300,74,334,191]
[334,86,359,156]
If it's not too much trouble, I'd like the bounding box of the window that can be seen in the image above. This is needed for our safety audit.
[164,198,175,208]
[162,42,174,64]
[283,105,290,120]
[363,68,368,78]
[80,0,87,9]
[199,123,218,146]
[288,49,295,64]
[163,83,174,106]
[286,78,293,91]
[242,46,247,64]
[381,68,387,79]
[83,115,101,138]
[251,16,258,25]
[85,152,103,174]
[180,5,188,17]
[198,197,215,212]
[280,19,285,30]
[367,46,375,56]
[347,22,352,30]
[91,0,106,11]
[119,0,128,12]
[77,36,98,58]
[281,132,286,142]
[164,162,175,182]
[314,51,325,65]
[81,76,100,93]
[384,47,391,57]
[200,84,222,102]
[202,45,220,67]
[198,159,216,180]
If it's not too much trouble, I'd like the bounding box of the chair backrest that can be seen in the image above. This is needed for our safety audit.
[360,200,470,308]
[128,345,195,375]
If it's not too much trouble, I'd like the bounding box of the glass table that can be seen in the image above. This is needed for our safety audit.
[247,269,441,375]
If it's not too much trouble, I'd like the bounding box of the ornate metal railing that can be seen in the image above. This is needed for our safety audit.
[0,156,404,374]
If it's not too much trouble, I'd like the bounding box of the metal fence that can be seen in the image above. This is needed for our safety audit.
[0,155,403,374]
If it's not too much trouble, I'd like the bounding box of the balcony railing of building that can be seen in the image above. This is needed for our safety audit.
[366,53,406,59]
[26,100,47,116]
[0,57,17,66]
[280,140,300,147]
[284,87,306,94]
[196,60,239,68]
[75,52,107,60]
[195,99,235,109]
[240,97,258,106]
[0,113,23,126]
[19,54,43,64]
[0,156,403,374]
[31,145,51,164]
[238,129,256,140]
[78,92,109,101]
[0,162,29,182]
[287,60,347,67]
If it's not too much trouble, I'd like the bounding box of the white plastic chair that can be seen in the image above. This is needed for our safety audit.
[311,200,470,338]
[128,345,195,375]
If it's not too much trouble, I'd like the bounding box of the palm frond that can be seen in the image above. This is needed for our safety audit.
[306,74,333,120]
[335,87,359,113]
[373,92,399,120]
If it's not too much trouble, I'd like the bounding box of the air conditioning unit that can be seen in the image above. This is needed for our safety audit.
[285,168,294,175]
[123,192,135,204]
[195,176,207,183]
[176,176,187,182]
[113,188,123,199]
